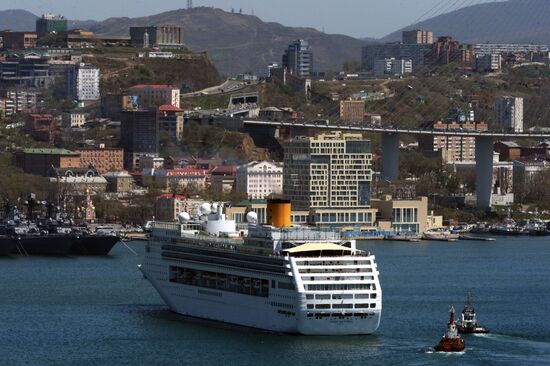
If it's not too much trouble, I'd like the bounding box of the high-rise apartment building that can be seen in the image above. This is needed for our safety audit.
[402,30,433,45]
[373,58,413,77]
[36,13,68,38]
[475,53,501,72]
[76,146,124,174]
[127,85,180,109]
[362,43,431,70]
[130,26,184,49]
[0,53,52,88]
[66,63,100,103]
[283,132,377,228]
[158,105,184,142]
[419,109,488,163]
[0,31,37,49]
[339,100,365,124]
[282,40,313,78]
[120,110,159,171]
[0,88,37,116]
[495,96,524,132]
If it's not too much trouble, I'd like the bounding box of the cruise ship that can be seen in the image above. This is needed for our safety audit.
[140,200,382,335]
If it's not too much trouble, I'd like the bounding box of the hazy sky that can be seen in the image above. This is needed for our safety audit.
[0,0,497,38]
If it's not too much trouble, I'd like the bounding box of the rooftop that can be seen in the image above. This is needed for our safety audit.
[129,84,178,90]
[236,199,267,206]
[23,148,78,156]
[166,168,208,177]
[159,104,183,112]
[498,141,521,148]
[157,193,187,200]
[211,165,238,175]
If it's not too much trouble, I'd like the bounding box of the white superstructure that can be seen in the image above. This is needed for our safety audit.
[140,203,382,335]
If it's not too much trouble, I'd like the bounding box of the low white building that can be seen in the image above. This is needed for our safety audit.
[236,161,283,199]
[142,168,208,190]
[62,111,88,128]
[475,53,501,72]
[374,58,412,78]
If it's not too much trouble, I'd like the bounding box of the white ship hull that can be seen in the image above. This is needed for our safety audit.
[141,237,382,335]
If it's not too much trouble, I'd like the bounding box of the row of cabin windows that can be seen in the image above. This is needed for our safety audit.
[306,283,376,291]
[296,260,371,266]
[169,266,269,298]
[306,293,377,300]
[300,267,373,274]
[307,303,377,310]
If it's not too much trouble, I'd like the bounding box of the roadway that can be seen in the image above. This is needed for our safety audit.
[243,120,550,139]
[182,80,258,98]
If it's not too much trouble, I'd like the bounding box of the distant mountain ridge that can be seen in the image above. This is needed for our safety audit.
[0,7,366,75]
[0,9,37,31]
[71,7,366,75]
[4,1,550,74]
[381,0,550,44]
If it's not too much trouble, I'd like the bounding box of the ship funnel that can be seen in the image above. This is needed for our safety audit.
[267,199,291,228]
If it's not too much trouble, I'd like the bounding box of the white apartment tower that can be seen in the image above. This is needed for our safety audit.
[494,96,523,132]
[67,63,100,102]
[236,161,283,199]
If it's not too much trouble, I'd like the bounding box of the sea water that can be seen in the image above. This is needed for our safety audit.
[0,237,549,365]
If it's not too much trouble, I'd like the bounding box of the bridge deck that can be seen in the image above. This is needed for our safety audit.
[244,120,550,139]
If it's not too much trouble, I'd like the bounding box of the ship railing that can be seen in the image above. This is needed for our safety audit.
[291,251,373,258]
[178,232,243,246]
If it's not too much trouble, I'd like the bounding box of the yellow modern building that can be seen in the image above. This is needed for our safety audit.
[371,195,443,234]
[283,132,377,228]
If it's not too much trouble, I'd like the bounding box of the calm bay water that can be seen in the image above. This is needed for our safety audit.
[1,237,549,366]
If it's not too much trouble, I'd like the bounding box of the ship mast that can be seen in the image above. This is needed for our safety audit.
[449,305,455,325]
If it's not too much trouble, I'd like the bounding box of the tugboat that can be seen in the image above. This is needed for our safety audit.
[458,291,489,334]
[434,305,465,352]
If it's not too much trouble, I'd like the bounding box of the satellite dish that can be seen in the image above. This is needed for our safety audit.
[200,203,212,215]
[246,211,258,224]
[178,212,191,223]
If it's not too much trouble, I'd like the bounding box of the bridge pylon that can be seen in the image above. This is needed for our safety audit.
[475,136,494,210]
[381,133,400,181]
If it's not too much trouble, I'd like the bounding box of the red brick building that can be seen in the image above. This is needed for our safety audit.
[25,114,60,145]
[76,145,124,174]
[14,148,80,176]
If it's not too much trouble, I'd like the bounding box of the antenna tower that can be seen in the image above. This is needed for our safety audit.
[187,0,193,9]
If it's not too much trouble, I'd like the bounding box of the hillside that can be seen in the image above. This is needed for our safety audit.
[83,53,220,94]
[381,0,550,44]
[0,9,37,31]
[0,7,365,75]
[73,7,366,75]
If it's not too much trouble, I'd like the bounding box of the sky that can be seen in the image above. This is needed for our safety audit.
[0,0,499,38]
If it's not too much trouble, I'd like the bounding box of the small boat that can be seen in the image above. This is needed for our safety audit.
[458,291,489,334]
[434,305,465,352]
[459,234,496,242]
[423,229,459,242]
[490,217,525,236]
